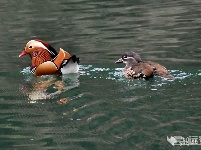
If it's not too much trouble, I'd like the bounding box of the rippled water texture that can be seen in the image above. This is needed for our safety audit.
[0,0,201,149]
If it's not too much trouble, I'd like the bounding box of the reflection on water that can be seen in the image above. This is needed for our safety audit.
[20,65,193,103]
[20,67,80,102]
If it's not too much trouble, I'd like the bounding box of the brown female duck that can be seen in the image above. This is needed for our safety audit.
[115,52,174,79]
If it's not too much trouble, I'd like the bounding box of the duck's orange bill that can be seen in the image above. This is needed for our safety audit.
[19,50,27,57]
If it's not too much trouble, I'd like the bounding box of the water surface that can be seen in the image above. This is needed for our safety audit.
[0,0,201,149]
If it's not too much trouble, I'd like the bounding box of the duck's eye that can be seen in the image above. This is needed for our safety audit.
[123,55,127,58]
[29,46,33,49]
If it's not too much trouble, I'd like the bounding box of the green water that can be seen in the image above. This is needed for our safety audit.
[0,0,201,149]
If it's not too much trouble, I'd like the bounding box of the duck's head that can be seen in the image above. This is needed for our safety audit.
[115,52,142,67]
[19,39,58,59]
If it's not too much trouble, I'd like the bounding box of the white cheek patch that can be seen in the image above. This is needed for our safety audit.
[28,40,56,56]
[30,40,48,50]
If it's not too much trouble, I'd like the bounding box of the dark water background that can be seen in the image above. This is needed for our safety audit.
[0,0,201,149]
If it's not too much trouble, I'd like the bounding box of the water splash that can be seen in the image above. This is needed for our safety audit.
[79,65,196,80]
[20,65,198,100]
[78,65,200,91]
[20,66,31,75]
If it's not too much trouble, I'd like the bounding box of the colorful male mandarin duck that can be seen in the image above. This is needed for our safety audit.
[115,52,174,79]
[19,39,79,76]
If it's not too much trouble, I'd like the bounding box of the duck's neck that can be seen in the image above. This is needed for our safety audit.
[31,49,52,69]
[125,58,138,69]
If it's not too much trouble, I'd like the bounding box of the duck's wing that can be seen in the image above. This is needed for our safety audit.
[53,48,71,69]
[54,48,79,74]
[32,48,71,76]
[134,62,154,79]
[145,61,174,78]
[124,63,154,79]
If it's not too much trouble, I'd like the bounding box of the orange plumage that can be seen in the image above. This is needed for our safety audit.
[19,39,79,76]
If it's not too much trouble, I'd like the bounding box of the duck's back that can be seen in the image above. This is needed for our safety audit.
[134,62,155,78]
[145,61,174,78]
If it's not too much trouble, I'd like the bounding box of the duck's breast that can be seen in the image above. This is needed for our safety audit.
[33,61,60,76]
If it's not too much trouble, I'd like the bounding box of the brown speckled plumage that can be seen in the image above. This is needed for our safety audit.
[115,52,174,79]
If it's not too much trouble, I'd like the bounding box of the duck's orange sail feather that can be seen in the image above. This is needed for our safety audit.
[31,48,72,76]
[53,48,71,69]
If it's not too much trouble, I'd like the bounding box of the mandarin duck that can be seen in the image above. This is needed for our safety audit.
[115,52,174,79]
[19,39,79,76]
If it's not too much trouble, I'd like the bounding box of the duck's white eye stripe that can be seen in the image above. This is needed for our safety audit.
[30,40,49,50]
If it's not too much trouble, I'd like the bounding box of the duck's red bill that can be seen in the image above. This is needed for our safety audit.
[19,50,27,57]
